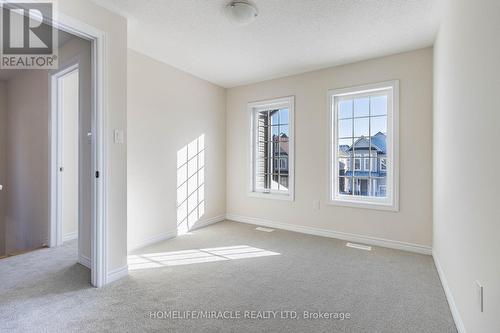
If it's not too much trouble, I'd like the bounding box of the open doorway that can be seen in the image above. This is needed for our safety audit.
[0,27,95,283]
[0,5,108,287]
[50,63,83,261]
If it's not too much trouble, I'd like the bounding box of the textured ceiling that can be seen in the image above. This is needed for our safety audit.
[92,0,441,87]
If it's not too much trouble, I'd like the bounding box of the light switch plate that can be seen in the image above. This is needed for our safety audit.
[114,129,124,144]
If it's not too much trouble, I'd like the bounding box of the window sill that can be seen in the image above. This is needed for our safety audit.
[326,198,398,212]
[248,191,294,201]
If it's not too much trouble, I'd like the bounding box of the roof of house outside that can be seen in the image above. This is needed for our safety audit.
[347,132,386,154]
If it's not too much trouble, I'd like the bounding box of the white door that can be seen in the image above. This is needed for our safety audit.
[59,69,80,244]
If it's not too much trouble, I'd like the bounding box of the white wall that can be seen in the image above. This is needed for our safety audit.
[60,70,79,240]
[127,50,226,251]
[0,81,6,256]
[433,0,500,332]
[5,70,50,253]
[226,48,433,248]
[57,0,128,275]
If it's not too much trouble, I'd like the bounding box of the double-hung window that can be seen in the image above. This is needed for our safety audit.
[249,96,294,200]
[328,81,399,211]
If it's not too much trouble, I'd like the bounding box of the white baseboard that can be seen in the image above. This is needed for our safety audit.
[63,231,78,242]
[127,214,226,253]
[79,254,91,269]
[106,265,128,284]
[225,213,432,255]
[128,230,177,253]
[433,252,466,333]
[190,214,226,231]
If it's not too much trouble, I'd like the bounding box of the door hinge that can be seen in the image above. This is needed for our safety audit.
[95,171,100,178]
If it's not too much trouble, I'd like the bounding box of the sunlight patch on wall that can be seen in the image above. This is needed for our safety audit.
[177,135,205,235]
[128,245,281,270]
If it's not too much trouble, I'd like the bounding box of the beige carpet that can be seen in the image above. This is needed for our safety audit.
[0,220,456,332]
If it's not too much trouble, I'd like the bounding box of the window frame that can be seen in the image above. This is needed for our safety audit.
[327,81,399,211]
[248,96,295,201]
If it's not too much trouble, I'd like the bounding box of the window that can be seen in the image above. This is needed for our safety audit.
[364,156,370,171]
[354,157,361,170]
[280,158,287,170]
[379,185,387,197]
[249,96,294,200]
[380,158,387,171]
[328,81,399,211]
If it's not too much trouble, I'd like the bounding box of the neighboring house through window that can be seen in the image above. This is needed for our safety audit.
[380,158,387,171]
[328,81,399,210]
[249,96,295,200]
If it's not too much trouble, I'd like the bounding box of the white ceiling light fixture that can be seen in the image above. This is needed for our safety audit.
[225,1,258,26]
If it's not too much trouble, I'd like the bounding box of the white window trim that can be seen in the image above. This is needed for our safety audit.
[248,96,295,201]
[327,80,399,211]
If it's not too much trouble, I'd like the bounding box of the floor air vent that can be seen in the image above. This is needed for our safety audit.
[346,242,372,251]
[255,227,275,232]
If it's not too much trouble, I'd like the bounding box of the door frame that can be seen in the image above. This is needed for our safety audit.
[48,14,107,288]
[50,62,80,251]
